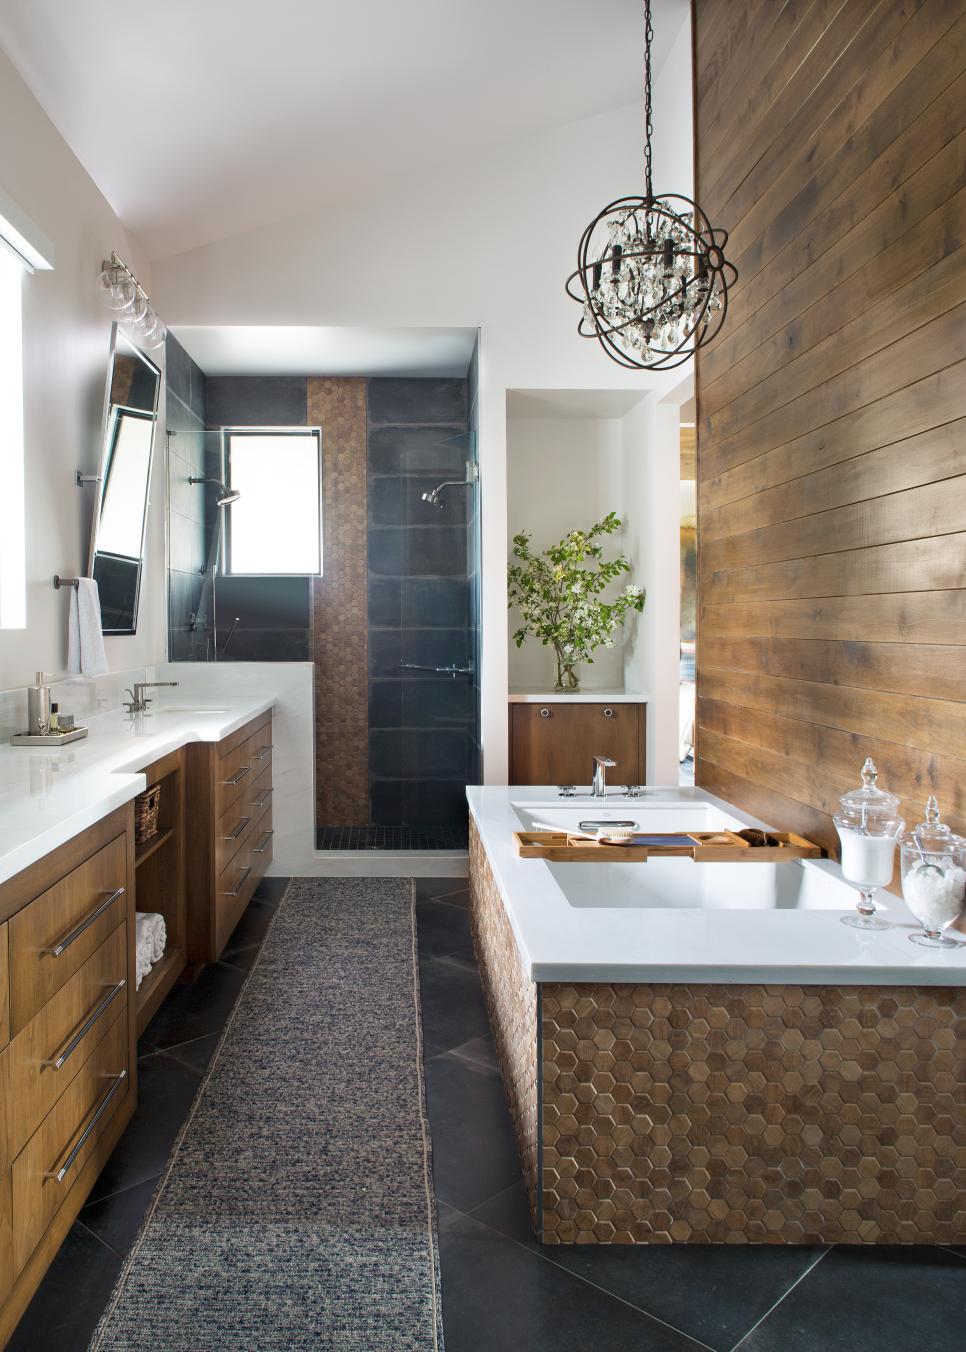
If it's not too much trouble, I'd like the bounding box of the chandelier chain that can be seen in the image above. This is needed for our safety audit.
[644,0,654,199]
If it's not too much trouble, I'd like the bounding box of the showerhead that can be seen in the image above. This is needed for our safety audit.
[189,476,241,507]
[421,488,444,508]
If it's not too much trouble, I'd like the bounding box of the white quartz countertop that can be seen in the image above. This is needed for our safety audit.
[508,688,647,704]
[467,785,966,986]
[0,696,275,886]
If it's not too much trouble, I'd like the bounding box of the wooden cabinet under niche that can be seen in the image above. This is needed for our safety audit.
[185,711,274,969]
[133,749,187,1036]
[0,806,137,1348]
[509,701,646,787]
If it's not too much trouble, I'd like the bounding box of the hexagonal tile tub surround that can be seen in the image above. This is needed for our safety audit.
[468,822,966,1246]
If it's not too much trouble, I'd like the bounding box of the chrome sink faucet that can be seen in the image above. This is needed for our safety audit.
[123,681,178,715]
[592,755,617,798]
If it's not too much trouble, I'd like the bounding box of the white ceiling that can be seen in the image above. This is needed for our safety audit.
[171,325,478,377]
[0,0,687,260]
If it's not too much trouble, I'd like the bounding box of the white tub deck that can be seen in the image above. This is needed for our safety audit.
[467,785,966,985]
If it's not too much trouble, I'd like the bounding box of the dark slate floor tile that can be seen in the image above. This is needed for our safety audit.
[447,1033,500,1073]
[424,1053,522,1213]
[219,944,260,973]
[87,1054,200,1202]
[416,898,475,959]
[6,1224,122,1352]
[438,1206,704,1352]
[79,1176,160,1258]
[740,1246,966,1352]
[139,960,246,1050]
[415,878,470,902]
[473,1182,824,1352]
[160,1031,222,1076]
[418,953,491,1051]
[253,875,290,907]
[221,897,276,955]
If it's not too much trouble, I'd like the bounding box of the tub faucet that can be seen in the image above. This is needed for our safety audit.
[592,755,617,798]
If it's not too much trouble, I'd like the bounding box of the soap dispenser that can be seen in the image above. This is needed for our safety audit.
[27,672,52,736]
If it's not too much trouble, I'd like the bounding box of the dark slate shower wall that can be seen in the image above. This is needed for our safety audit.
[367,377,474,837]
[165,333,209,661]
[204,376,312,661]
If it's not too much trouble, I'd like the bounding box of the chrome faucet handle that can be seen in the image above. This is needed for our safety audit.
[558,785,578,798]
[122,689,139,715]
[623,784,645,798]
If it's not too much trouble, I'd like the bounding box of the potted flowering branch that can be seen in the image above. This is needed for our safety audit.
[507,511,645,692]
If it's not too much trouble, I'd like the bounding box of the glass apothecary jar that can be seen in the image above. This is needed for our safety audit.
[833,758,904,931]
[899,797,966,949]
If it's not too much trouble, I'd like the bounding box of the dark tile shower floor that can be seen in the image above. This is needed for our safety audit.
[316,823,469,850]
[9,875,965,1352]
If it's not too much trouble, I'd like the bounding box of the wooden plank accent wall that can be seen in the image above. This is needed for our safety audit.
[693,0,966,859]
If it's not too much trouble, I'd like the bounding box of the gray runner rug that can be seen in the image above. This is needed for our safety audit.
[91,878,443,1351]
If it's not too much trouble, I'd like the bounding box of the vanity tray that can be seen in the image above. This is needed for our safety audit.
[11,727,89,747]
[513,829,822,863]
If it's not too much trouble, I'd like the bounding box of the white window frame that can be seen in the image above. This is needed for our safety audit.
[223,426,323,577]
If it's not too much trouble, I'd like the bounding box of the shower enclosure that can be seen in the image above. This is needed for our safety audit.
[165,331,482,853]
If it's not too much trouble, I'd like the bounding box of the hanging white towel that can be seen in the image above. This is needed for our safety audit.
[67,577,109,677]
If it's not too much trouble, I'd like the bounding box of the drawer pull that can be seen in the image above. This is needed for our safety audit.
[44,981,126,1070]
[42,888,125,958]
[223,765,251,787]
[253,830,274,855]
[47,1070,128,1183]
[251,745,271,762]
[540,708,551,718]
[252,787,274,810]
[223,866,252,898]
[223,816,252,842]
[603,707,615,718]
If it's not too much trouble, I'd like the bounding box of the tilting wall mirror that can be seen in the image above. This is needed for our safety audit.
[87,324,161,633]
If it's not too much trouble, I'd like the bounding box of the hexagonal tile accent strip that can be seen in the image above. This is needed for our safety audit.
[469,823,966,1246]
[469,822,540,1225]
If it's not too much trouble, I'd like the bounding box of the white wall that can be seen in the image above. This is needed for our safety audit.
[620,398,681,784]
[151,9,693,783]
[506,415,628,691]
[0,47,167,692]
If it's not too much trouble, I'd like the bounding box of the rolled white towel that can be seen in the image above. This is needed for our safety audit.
[136,911,167,964]
[135,935,153,990]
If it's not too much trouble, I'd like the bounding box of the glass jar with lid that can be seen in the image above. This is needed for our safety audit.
[833,757,904,931]
[899,796,966,949]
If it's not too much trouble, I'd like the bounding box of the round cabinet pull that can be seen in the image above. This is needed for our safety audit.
[603,707,615,718]
[540,708,551,718]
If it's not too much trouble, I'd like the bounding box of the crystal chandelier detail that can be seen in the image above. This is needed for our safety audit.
[565,0,737,371]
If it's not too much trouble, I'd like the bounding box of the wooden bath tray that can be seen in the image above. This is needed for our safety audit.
[513,829,822,863]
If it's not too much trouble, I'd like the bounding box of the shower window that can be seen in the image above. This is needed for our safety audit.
[224,428,323,575]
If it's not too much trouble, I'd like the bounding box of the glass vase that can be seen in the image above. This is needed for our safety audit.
[553,649,580,692]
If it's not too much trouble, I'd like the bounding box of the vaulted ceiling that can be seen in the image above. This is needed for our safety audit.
[0,0,686,260]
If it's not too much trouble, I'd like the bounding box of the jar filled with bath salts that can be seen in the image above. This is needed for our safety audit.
[900,797,966,949]
[833,758,904,931]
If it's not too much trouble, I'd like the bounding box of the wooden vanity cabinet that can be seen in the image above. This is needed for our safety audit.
[185,711,274,968]
[509,701,646,786]
[0,806,137,1348]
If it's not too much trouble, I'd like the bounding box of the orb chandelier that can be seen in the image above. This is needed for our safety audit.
[565,0,737,371]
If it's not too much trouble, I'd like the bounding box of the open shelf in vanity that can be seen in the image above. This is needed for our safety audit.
[133,748,187,1035]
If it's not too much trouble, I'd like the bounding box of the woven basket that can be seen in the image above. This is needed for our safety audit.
[134,784,162,845]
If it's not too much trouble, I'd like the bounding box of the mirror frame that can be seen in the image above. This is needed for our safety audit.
[87,323,161,634]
